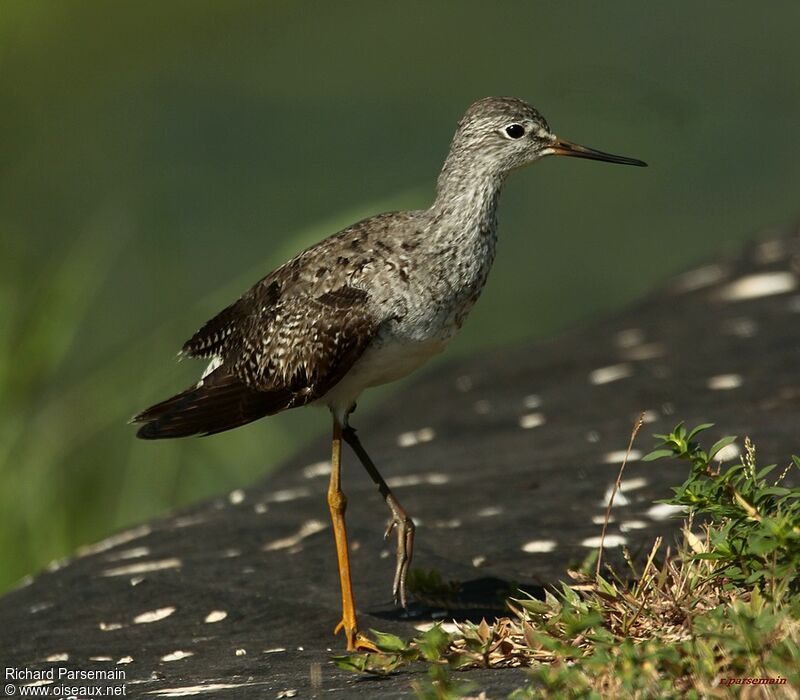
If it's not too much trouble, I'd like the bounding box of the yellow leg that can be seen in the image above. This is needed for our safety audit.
[328,418,378,652]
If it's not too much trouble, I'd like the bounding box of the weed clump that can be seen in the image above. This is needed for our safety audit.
[335,423,800,699]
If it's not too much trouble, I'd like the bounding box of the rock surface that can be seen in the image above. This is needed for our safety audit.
[2,225,799,698]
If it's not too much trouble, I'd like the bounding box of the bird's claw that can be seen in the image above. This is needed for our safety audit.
[387,515,415,609]
[334,620,380,652]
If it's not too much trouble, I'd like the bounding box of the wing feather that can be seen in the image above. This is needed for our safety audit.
[134,283,377,439]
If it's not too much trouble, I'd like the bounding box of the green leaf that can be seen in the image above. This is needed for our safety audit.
[511,596,550,615]
[757,486,791,498]
[332,654,369,672]
[755,464,778,481]
[642,449,675,462]
[332,652,404,675]
[595,575,619,599]
[416,624,452,662]
[687,423,715,441]
[564,612,603,636]
[745,569,767,584]
[369,629,407,652]
[560,582,580,605]
[748,535,778,556]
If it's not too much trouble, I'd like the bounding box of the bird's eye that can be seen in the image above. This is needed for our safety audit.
[504,123,525,139]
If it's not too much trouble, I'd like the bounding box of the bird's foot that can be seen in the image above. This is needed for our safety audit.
[384,514,415,609]
[334,620,380,652]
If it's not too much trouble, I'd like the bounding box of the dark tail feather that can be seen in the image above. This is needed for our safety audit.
[132,370,291,439]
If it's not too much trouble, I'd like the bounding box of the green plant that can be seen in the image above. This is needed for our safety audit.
[645,423,800,594]
[334,424,800,698]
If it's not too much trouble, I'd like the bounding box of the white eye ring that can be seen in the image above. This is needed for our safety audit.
[502,123,526,139]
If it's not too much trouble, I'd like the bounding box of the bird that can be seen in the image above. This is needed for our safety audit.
[133,96,646,651]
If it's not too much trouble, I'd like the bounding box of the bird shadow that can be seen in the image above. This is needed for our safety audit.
[369,576,546,623]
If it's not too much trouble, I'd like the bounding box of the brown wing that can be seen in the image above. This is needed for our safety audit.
[180,280,281,359]
[133,284,377,439]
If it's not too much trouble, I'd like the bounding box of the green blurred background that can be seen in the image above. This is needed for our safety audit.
[1,1,799,593]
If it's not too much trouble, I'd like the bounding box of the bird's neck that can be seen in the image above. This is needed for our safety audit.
[429,154,506,243]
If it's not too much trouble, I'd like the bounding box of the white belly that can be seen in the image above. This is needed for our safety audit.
[318,337,447,422]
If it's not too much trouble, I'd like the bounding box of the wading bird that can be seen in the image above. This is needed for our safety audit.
[133,96,646,650]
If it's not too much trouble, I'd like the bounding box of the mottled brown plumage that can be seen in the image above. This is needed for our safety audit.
[134,213,416,438]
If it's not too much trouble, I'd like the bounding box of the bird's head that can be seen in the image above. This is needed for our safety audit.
[452,96,647,175]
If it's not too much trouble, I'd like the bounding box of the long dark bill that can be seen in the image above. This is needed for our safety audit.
[549,138,647,167]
